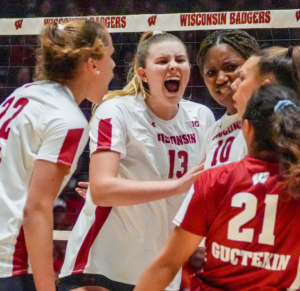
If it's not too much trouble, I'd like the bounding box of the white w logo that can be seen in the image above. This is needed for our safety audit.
[252,172,270,185]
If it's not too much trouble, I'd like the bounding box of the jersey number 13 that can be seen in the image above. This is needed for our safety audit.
[168,150,188,179]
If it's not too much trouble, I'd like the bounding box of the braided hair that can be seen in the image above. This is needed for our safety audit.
[197,30,260,74]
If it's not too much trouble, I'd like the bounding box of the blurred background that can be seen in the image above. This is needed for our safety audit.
[1,0,300,18]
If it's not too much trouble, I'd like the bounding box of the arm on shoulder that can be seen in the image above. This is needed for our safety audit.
[89,150,204,207]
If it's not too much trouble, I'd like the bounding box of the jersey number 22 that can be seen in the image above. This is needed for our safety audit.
[0,97,29,162]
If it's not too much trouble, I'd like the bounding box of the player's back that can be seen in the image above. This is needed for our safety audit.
[0,81,88,277]
[0,81,86,197]
[198,155,300,290]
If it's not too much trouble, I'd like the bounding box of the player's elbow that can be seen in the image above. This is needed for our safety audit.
[23,203,39,219]
[23,202,46,226]
[23,205,31,221]
[90,181,112,206]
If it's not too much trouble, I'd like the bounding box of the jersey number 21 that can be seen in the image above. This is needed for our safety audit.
[227,193,279,246]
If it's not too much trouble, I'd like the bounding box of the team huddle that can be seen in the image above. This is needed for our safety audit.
[0,19,300,291]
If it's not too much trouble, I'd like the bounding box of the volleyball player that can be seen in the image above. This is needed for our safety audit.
[232,45,300,119]
[231,45,300,159]
[196,30,260,169]
[134,84,300,291]
[59,31,214,291]
[0,20,115,291]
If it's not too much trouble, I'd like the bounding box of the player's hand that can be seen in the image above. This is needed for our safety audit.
[173,161,204,195]
[75,181,89,199]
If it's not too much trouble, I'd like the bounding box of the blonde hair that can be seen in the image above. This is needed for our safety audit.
[34,19,110,82]
[103,31,188,102]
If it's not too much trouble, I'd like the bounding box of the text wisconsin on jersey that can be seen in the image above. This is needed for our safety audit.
[212,121,241,141]
[157,133,196,145]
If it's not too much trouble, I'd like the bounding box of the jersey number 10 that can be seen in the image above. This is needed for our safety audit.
[211,136,235,167]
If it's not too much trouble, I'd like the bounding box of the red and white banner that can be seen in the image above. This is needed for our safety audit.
[1,9,300,35]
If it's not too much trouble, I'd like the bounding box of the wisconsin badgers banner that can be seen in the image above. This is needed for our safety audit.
[1,9,300,35]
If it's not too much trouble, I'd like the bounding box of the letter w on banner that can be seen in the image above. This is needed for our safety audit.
[148,15,157,26]
[296,10,300,21]
[15,19,23,30]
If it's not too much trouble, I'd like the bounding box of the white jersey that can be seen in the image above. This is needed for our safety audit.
[204,113,244,169]
[60,95,215,289]
[0,81,89,277]
[236,130,248,160]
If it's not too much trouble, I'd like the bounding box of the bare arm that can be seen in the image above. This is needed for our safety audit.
[134,227,203,291]
[89,150,204,206]
[23,160,69,291]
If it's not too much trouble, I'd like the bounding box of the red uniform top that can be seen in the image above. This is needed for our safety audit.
[174,155,300,290]
[181,262,197,290]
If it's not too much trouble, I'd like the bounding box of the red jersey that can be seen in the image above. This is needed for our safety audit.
[174,155,300,290]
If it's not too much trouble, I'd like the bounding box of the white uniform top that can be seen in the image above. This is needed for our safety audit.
[204,113,245,170]
[0,81,89,278]
[236,130,248,160]
[60,94,215,289]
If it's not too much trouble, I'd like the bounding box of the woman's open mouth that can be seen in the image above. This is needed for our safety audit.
[164,77,180,93]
